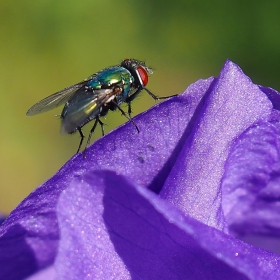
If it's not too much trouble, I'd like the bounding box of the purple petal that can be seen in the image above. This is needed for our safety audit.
[259,85,280,110]
[26,266,56,280]
[222,111,280,254]
[160,60,272,230]
[1,60,279,279]
[0,183,61,279]
[56,171,280,279]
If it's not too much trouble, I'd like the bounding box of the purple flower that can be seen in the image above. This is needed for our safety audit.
[1,60,280,279]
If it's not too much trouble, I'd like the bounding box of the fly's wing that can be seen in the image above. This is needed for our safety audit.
[26,81,87,116]
[61,88,117,134]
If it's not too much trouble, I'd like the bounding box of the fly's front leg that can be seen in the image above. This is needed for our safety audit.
[126,87,143,118]
[128,102,132,117]
[144,88,178,100]
[126,87,142,103]
[126,86,178,104]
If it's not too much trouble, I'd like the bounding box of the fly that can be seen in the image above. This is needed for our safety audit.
[26,59,176,154]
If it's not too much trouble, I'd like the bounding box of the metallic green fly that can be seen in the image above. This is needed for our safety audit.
[26,59,176,153]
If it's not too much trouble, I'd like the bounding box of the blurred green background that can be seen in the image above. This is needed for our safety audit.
[1,0,280,214]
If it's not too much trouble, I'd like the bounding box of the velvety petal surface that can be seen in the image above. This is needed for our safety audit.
[222,110,280,254]
[56,171,280,279]
[26,266,56,280]
[259,86,280,110]
[160,61,272,230]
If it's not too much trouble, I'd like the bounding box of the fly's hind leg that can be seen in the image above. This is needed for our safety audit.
[98,119,105,136]
[86,118,100,149]
[83,117,105,158]
[77,128,85,154]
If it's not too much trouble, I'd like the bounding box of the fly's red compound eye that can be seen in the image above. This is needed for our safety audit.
[137,66,148,86]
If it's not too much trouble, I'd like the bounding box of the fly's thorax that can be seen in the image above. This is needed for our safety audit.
[86,66,134,105]
[86,66,133,90]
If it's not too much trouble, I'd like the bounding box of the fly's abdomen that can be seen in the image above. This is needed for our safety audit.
[60,88,114,134]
